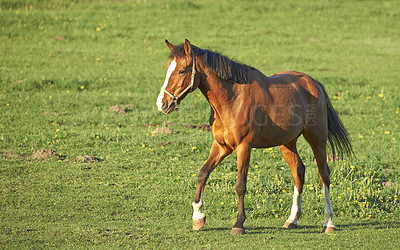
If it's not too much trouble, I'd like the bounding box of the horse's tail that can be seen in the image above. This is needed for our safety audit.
[318,82,353,158]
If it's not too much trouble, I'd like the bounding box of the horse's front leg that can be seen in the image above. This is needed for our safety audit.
[193,140,232,230]
[230,143,251,235]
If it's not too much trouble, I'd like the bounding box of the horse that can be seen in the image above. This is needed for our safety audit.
[156,39,352,235]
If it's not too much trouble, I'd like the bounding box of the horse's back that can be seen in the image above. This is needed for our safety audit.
[267,71,323,101]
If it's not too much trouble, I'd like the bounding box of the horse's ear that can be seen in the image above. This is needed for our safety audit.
[165,39,175,51]
[184,39,191,56]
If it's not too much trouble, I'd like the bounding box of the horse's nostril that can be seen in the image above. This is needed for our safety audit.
[162,101,168,110]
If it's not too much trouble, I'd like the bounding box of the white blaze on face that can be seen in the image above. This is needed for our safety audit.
[157,60,177,112]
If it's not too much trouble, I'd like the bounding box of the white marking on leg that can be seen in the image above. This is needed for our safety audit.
[157,60,177,112]
[286,186,302,225]
[323,184,335,228]
[192,199,205,220]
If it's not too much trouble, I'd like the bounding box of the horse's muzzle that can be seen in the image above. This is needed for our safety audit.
[159,100,177,114]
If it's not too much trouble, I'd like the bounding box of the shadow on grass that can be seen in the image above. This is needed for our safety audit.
[201,226,303,235]
[337,220,400,230]
[283,220,400,234]
[201,227,230,232]
[198,220,400,235]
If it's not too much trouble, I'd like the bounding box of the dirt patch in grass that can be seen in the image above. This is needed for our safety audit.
[155,141,172,147]
[76,155,102,163]
[152,127,174,135]
[183,123,210,131]
[42,111,58,115]
[1,151,30,160]
[143,123,210,132]
[53,35,66,40]
[381,181,396,188]
[31,149,63,161]
[109,104,134,114]
[3,150,101,163]
[2,151,18,158]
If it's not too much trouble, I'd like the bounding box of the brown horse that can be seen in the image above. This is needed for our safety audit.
[157,39,352,235]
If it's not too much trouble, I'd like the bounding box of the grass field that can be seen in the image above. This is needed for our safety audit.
[1,0,400,248]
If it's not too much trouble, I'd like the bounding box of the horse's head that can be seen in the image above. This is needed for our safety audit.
[157,39,198,114]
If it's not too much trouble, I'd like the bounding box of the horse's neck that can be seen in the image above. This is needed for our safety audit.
[198,70,237,118]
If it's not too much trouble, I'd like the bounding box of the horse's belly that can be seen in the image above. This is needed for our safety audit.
[251,113,305,148]
[252,125,303,148]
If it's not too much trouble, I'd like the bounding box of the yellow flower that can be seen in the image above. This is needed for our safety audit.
[96,27,101,31]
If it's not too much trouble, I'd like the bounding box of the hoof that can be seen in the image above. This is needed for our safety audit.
[323,226,335,233]
[282,222,298,229]
[230,227,245,235]
[193,216,206,231]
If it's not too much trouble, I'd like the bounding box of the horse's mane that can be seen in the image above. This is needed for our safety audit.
[169,44,255,84]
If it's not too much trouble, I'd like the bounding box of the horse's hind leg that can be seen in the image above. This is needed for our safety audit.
[303,130,335,233]
[280,139,305,229]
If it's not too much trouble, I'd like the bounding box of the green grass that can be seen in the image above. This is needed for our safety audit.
[1,0,400,248]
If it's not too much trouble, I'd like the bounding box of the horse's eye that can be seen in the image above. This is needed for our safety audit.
[179,70,185,75]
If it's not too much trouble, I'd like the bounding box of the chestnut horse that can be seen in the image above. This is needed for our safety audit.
[157,39,352,235]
